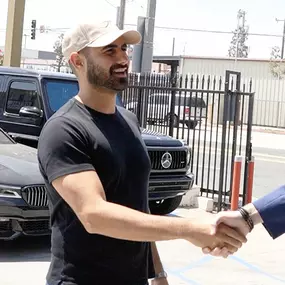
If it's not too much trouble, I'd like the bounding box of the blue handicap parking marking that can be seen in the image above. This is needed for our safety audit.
[229,255,285,283]
[164,254,285,284]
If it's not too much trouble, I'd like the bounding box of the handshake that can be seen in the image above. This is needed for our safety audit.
[191,203,263,258]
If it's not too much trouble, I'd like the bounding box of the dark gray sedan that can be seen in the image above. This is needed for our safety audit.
[0,128,49,240]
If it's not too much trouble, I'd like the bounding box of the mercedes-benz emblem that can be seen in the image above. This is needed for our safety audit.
[161,152,172,169]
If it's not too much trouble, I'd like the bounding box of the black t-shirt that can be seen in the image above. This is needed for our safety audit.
[37,98,155,285]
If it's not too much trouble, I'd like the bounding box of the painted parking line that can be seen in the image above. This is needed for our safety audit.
[165,255,285,284]
[230,255,285,283]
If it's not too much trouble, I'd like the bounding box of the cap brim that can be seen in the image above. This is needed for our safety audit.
[87,29,141,48]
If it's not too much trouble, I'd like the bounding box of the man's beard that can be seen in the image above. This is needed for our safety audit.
[86,60,128,91]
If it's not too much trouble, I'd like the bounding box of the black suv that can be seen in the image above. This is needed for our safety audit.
[0,67,194,217]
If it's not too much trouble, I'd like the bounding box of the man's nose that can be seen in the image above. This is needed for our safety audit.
[116,50,129,65]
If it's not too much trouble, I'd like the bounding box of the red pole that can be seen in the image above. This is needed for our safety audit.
[246,156,255,204]
[231,155,242,210]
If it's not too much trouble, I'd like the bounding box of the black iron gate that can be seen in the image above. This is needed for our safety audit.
[122,70,254,211]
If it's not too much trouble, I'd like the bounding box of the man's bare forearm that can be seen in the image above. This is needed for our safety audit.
[81,200,191,242]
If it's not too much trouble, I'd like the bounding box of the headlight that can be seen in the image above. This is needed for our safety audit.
[180,140,191,165]
[0,186,21,198]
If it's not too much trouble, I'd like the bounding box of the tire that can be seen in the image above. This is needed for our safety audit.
[149,196,183,215]
[165,114,179,127]
[186,120,198,129]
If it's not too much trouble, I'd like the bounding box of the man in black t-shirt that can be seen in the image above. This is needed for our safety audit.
[38,21,247,285]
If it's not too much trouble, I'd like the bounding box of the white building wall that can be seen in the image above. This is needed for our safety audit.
[180,56,285,128]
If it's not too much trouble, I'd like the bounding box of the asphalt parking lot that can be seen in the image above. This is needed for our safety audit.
[1,208,285,285]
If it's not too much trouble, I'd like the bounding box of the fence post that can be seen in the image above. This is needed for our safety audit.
[242,94,254,206]
[246,156,255,204]
[168,67,178,137]
[231,155,242,210]
[217,71,230,211]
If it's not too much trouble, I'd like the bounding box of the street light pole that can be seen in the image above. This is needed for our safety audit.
[276,18,285,59]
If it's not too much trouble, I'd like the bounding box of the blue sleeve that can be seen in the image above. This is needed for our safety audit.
[253,185,285,239]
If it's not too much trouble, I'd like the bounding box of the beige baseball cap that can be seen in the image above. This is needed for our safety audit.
[62,20,141,60]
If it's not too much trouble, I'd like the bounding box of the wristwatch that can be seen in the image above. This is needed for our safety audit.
[154,271,168,279]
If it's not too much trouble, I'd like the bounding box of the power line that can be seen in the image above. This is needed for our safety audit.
[104,0,135,8]
[124,23,285,38]
[0,25,284,38]
[104,0,117,8]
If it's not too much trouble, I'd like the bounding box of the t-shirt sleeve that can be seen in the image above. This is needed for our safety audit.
[38,117,95,184]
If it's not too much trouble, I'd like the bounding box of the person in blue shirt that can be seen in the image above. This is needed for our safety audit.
[203,185,285,257]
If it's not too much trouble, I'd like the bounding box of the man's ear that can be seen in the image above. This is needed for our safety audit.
[69,52,84,71]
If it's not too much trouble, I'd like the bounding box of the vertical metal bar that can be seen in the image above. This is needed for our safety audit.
[207,77,216,196]
[217,71,230,211]
[176,76,183,139]
[186,76,193,146]
[201,76,210,194]
[161,75,167,134]
[136,74,144,126]
[239,83,246,155]
[182,75,188,141]
[228,72,241,203]
[242,93,254,205]
[168,71,177,137]
[212,77,223,199]
[195,75,202,186]
[189,76,196,174]
[223,90,232,205]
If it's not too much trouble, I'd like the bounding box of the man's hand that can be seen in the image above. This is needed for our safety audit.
[202,210,251,258]
[151,277,169,285]
[187,218,247,255]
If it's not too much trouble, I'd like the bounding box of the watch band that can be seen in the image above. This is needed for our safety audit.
[239,207,254,231]
[154,271,168,279]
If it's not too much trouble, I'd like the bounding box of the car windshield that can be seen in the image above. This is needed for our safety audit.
[0,129,13,144]
[43,79,123,112]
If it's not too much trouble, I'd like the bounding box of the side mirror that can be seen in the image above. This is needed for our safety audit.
[19,106,43,118]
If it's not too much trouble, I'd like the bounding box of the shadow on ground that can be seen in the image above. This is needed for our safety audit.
[0,235,51,262]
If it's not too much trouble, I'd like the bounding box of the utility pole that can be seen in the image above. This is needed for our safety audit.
[276,18,285,59]
[131,0,157,128]
[3,0,26,67]
[141,0,156,73]
[132,0,157,74]
[117,0,126,29]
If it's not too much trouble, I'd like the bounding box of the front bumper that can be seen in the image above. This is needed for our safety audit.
[0,205,50,240]
[148,172,195,201]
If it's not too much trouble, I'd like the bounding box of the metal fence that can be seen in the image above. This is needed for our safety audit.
[122,70,255,211]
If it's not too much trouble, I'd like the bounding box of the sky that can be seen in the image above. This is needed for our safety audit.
[0,0,285,59]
